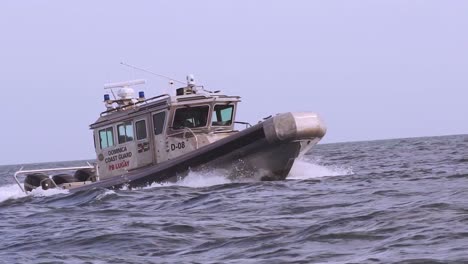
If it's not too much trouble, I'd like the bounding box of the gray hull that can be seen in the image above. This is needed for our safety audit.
[71,112,326,191]
[200,112,325,181]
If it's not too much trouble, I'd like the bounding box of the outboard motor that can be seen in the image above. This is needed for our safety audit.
[24,173,55,192]
[74,168,97,182]
[52,174,77,185]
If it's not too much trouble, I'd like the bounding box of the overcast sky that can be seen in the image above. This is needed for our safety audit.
[0,1,467,165]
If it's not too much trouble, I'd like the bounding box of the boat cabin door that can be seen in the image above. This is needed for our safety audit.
[133,117,153,168]
[152,110,168,163]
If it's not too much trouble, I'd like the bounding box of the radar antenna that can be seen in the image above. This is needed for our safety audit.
[103,79,146,109]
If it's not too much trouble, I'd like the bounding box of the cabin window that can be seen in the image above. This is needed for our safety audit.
[173,106,209,129]
[153,112,166,135]
[212,105,234,126]
[135,120,147,140]
[99,127,114,149]
[117,121,134,144]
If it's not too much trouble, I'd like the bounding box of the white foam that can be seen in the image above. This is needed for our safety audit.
[0,183,69,203]
[144,158,352,188]
[0,184,27,203]
[96,189,115,200]
[176,170,232,188]
[0,159,351,201]
[29,186,69,197]
[287,158,353,180]
[145,169,232,189]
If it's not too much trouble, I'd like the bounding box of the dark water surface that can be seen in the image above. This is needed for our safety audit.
[1,135,468,264]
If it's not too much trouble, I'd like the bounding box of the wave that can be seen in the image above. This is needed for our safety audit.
[0,183,69,203]
[0,158,353,203]
[145,169,233,189]
[95,189,116,200]
[287,158,354,180]
[0,184,27,203]
[145,158,353,189]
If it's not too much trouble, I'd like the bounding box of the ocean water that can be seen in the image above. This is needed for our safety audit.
[1,134,468,264]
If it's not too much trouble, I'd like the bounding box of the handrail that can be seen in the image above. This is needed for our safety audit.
[13,165,95,194]
[183,127,199,149]
[100,94,171,116]
[234,121,252,129]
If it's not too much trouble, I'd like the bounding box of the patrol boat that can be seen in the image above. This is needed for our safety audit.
[14,75,327,193]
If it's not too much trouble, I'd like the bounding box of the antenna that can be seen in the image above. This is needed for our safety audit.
[120,62,186,85]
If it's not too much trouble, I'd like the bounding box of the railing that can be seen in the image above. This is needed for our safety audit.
[13,164,95,194]
[100,94,171,116]
[234,121,252,129]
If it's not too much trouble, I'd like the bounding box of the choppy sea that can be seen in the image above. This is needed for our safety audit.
[1,134,468,264]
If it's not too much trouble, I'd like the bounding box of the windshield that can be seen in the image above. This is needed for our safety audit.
[212,105,234,126]
[173,106,209,129]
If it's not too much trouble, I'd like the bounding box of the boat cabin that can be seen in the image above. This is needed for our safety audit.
[90,78,241,180]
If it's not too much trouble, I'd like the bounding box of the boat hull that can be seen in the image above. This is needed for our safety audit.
[70,112,326,191]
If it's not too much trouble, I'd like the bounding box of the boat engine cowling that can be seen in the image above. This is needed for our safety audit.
[74,168,97,182]
[52,174,77,185]
[24,173,55,192]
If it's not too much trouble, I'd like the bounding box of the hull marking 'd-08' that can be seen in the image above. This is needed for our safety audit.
[171,142,186,151]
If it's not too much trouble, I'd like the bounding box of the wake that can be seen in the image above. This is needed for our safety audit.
[0,183,68,203]
[144,169,232,189]
[0,158,352,202]
[287,157,354,180]
[146,158,353,189]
